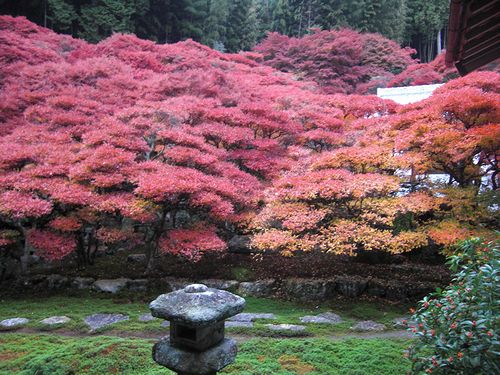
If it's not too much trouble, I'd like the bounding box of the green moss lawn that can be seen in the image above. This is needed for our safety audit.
[0,292,415,374]
[0,334,412,375]
[0,292,410,336]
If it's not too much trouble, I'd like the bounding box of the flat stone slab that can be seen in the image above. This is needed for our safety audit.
[225,321,254,328]
[84,313,129,331]
[300,311,342,324]
[351,320,387,332]
[318,312,343,322]
[40,316,71,326]
[138,313,158,322]
[72,277,95,289]
[0,318,29,330]
[265,324,306,332]
[153,337,237,374]
[150,284,245,327]
[93,278,129,294]
[128,279,148,292]
[228,313,276,322]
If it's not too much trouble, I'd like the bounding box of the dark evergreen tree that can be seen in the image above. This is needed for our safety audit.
[134,0,171,43]
[203,0,229,50]
[77,0,146,43]
[0,0,448,60]
[226,0,257,52]
[271,0,293,35]
[405,0,448,62]
[342,0,407,42]
[255,0,275,41]
[177,0,208,41]
[46,0,78,33]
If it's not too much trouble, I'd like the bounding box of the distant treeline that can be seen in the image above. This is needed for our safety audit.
[0,0,448,62]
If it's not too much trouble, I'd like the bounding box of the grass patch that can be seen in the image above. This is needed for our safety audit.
[231,266,254,281]
[0,334,412,375]
[0,293,409,336]
[0,292,166,334]
[0,334,165,375]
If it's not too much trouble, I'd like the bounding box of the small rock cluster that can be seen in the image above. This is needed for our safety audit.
[0,316,71,330]
[300,312,342,324]
[351,320,387,332]
[1,313,415,335]
[84,314,129,331]
[0,318,30,329]
[5,274,438,302]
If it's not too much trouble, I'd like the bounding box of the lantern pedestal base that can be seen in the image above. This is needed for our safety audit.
[153,337,237,375]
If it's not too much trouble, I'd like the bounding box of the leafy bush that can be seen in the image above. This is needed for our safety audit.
[408,238,499,374]
[254,29,416,94]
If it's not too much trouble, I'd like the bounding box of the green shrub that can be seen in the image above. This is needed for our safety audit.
[408,238,499,374]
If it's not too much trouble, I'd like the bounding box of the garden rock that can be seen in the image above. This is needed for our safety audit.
[237,279,276,297]
[0,318,29,330]
[163,277,191,291]
[84,313,129,331]
[283,278,336,300]
[127,254,146,263]
[138,313,158,322]
[366,279,387,297]
[200,279,239,291]
[127,279,148,292]
[265,324,306,332]
[318,312,343,322]
[300,312,342,324]
[335,277,367,297]
[72,277,95,289]
[46,274,69,289]
[351,320,387,332]
[228,313,276,322]
[92,278,129,293]
[160,320,170,327]
[40,316,71,325]
[225,321,253,328]
[227,235,253,254]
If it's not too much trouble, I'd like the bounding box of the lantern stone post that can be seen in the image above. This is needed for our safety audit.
[150,283,245,375]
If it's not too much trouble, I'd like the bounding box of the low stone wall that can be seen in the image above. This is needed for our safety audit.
[4,274,440,302]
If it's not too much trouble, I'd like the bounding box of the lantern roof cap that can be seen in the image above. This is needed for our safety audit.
[150,284,245,327]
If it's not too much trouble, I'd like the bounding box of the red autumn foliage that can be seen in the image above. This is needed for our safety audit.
[254,29,416,94]
[0,16,497,269]
[0,16,394,266]
[27,229,76,260]
[388,52,459,87]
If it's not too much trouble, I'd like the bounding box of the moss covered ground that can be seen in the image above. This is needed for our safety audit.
[0,334,412,375]
[0,292,415,374]
[0,292,411,336]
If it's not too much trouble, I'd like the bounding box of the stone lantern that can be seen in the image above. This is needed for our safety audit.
[150,283,245,375]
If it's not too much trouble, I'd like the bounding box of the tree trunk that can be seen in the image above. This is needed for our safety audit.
[437,29,442,55]
[144,209,168,275]
[491,170,498,190]
[409,165,418,192]
[19,226,29,276]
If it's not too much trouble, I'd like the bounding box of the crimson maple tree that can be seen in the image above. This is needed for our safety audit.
[254,28,416,94]
[0,16,498,275]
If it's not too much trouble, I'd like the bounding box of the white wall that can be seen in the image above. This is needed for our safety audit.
[377,84,443,104]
